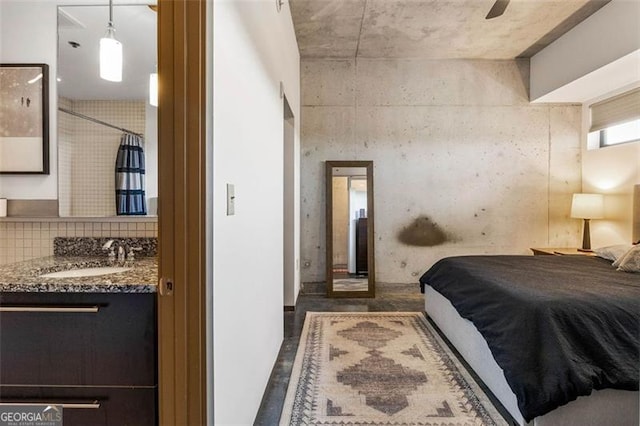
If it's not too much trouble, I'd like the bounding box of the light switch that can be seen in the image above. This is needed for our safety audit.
[226,184,235,216]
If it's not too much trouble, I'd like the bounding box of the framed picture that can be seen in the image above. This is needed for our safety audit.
[0,63,50,174]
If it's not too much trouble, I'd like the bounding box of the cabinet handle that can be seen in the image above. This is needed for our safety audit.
[0,306,100,313]
[61,401,101,409]
[0,400,101,409]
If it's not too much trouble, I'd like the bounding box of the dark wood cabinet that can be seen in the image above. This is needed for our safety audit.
[0,386,156,426]
[0,292,157,426]
[355,218,368,274]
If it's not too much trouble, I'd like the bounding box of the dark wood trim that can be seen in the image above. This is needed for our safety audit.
[157,0,207,424]
[284,306,295,312]
[366,161,375,298]
[325,161,334,297]
[325,161,375,298]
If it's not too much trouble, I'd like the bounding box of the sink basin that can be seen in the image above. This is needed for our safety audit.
[40,266,132,279]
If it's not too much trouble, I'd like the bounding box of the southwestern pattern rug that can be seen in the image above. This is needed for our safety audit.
[280,312,508,426]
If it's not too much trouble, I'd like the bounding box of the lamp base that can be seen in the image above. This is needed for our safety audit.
[577,248,593,253]
[580,218,592,251]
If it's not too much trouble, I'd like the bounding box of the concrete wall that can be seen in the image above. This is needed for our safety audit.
[301,58,583,284]
[212,0,300,424]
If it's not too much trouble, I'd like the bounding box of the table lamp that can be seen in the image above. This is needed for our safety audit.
[571,193,604,251]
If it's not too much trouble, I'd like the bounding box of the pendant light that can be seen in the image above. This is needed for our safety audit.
[99,0,122,82]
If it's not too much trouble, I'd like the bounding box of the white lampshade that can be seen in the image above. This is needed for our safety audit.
[571,193,604,219]
[100,29,122,82]
[149,73,158,107]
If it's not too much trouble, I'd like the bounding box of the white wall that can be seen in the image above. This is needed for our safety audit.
[0,1,58,199]
[348,187,367,273]
[301,59,583,284]
[581,88,640,246]
[531,0,640,102]
[144,102,158,214]
[212,0,300,424]
[529,0,640,246]
[583,140,640,246]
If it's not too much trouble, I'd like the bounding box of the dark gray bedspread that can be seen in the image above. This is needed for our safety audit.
[419,255,640,422]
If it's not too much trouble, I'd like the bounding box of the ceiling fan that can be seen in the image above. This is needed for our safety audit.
[485,0,510,19]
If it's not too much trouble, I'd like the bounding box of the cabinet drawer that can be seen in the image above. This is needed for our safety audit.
[0,386,156,426]
[0,292,156,386]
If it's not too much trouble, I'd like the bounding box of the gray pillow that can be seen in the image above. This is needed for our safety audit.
[615,245,640,273]
[594,244,633,262]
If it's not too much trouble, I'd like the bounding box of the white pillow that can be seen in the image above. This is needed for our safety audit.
[615,245,640,273]
[594,244,633,262]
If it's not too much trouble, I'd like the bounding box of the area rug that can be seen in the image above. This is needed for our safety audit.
[332,278,368,292]
[279,312,508,426]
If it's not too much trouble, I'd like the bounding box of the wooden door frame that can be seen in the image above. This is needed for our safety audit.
[157,0,208,424]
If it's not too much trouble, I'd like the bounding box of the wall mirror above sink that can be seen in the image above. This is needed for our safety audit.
[326,161,375,298]
[57,3,157,218]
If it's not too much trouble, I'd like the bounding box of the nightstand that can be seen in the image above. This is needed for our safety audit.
[530,248,597,256]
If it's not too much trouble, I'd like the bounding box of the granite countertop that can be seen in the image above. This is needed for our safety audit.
[0,256,157,293]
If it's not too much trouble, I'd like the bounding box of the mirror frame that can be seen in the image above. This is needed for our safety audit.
[325,160,375,298]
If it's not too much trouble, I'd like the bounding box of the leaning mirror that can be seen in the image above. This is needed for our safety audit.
[326,161,375,298]
[57,3,157,217]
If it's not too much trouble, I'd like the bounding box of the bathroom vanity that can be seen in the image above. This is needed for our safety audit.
[0,253,157,426]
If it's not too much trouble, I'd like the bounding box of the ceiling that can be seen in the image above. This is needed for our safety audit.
[289,0,611,59]
[57,4,156,100]
[55,0,613,99]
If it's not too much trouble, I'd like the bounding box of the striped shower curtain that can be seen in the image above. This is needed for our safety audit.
[115,133,146,215]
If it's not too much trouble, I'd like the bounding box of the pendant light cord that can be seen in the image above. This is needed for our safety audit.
[108,0,114,28]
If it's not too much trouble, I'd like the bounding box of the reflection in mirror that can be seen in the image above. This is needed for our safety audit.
[326,161,375,298]
[57,4,157,217]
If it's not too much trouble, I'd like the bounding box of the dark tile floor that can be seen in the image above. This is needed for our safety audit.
[253,283,424,425]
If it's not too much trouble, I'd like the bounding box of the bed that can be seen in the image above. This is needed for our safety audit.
[420,255,639,426]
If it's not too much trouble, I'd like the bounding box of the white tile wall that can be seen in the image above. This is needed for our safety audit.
[58,100,146,217]
[58,97,73,217]
[0,221,158,265]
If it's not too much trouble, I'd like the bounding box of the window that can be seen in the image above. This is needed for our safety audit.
[589,118,640,147]
[589,88,640,148]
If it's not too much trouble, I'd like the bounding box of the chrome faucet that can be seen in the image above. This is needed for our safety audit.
[102,239,140,262]
[102,239,126,262]
[127,246,142,261]
[117,245,126,262]
[102,239,117,261]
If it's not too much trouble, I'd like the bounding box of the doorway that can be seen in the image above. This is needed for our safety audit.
[283,95,296,310]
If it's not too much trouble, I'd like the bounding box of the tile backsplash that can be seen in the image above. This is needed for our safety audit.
[54,237,157,257]
[0,221,158,266]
